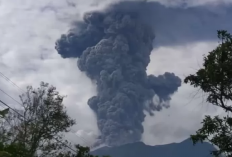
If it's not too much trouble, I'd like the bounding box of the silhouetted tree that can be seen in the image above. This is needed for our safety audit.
[184,30,232,157]
[0,82,75,156]
[57,145,110,157]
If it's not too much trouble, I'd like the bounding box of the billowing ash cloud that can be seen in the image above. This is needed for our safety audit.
[55,1,181,146]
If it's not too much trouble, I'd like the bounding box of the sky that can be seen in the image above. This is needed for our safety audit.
[0,0,231,148]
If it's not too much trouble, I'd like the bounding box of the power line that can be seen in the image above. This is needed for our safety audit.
[0,71,25,93]
[0,98,77,154]
[0,72,91,144]
[56,138,77,153]
[0,79,88,153]
[0,99,23,118]
[0,71,24,107]
[0,87,23,107]
[0,71,91,151]
[70,128,93,147]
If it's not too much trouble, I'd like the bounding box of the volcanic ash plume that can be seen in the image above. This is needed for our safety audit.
[55,3,181,146]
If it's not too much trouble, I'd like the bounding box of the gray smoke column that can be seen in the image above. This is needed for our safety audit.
[55,1,181,146]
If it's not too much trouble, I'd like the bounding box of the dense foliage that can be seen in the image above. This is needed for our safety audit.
[184,30,232,157]
[0,82,108,157]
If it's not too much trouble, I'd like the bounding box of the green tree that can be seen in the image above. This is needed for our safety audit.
[57,145,110,157]
[0,108,10,143]
[0,108,9,119]
[184,30,232,157]
[0,82,75,156]
[0,108,12,157]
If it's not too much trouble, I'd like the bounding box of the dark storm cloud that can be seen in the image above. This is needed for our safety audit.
[55,0,232,146]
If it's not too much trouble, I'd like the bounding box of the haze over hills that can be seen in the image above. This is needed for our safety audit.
[91,138,215,157]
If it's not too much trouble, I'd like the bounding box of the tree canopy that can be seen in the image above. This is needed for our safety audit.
[0,82,108,157]
[184,30,232,157]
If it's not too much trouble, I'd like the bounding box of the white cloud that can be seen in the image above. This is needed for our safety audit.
[143,42,226,145]
[0,0,231,149]
[0,0,102,147]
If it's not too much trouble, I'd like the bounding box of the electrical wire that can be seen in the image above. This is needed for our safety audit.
[0,71,92,153]
[0,98,77,154]
[0,99,23,118]
[0,71,25,93]
[0,87,23,107]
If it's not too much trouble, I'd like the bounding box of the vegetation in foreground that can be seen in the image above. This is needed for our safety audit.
[185,30,232,157]
[0,30,232,157]
[0,82,108,157]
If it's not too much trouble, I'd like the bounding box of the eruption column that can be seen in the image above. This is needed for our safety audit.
[55,3,181,146]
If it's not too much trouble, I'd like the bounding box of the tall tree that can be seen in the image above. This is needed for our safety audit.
[184,30,232,157]
[1,82,75,156]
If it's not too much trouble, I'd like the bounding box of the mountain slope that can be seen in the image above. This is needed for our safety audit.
[91,138,215,157]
